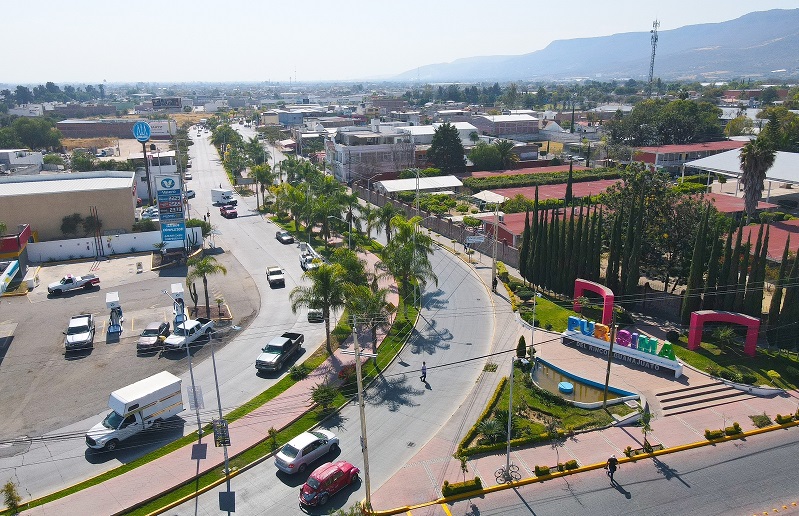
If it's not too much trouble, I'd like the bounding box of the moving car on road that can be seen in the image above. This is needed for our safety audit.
[274,429,339,474]
[220,205,238,219]
[48,274,100,295]
[299,461,360,507]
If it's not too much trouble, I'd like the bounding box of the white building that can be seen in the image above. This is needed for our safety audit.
[396,122,477,146]
[9,104,44,117]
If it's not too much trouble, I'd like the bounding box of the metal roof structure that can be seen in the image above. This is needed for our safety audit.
[375,175,463,194]
[686,149,799,185]
[472,190,508,204]
[0,172,135,197]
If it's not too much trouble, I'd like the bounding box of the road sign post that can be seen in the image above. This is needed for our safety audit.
[133,121,153,201]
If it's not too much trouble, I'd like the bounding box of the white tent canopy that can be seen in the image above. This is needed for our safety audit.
[686,149,799,186]
[472,190,509,204]
[375,175,463,194]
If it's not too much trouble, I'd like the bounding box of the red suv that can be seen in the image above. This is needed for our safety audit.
[299,461,359,507]
[220,205,238,218]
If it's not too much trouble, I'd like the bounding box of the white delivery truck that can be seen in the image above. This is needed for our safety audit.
[211,188,236,206]
[85,371,183,451]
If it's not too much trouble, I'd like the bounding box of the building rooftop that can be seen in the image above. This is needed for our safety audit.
[636,141,745,154]
[376,175,463,194]
[0,171,134,197]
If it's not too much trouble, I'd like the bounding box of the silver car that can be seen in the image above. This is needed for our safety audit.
[274,430,339,474]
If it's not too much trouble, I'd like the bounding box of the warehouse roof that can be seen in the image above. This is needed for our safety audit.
[376,175,463,194]
[686,149,799,185]
[0,171,135,197]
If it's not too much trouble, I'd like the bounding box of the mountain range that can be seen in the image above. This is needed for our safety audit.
[392,9,799,83]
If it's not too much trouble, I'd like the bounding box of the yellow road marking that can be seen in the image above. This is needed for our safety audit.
[440,503,453,516]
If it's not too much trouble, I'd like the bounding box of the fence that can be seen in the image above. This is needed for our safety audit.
[27,228,202,263]
[353,184,521,269]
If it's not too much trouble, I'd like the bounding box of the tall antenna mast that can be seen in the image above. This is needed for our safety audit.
[647,19,660,98]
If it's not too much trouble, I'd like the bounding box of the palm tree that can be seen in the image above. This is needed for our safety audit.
[382,215,438,312]
[358,204,378,240]
[494,139,518,169]
[739,137,776,223]
[186,256,227,318]
[290,263,347,355]
[345,284,396,353]
[376,202,402,244]
[251,163,275,209]
[469,131,480,146]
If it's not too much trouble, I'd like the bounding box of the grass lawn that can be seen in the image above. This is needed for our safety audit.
[672,335,799,390]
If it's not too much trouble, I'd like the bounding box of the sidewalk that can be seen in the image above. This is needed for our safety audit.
[28,249,398,516]
[370,244,799,513]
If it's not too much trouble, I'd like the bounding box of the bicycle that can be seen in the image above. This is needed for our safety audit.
[494,463,521,484]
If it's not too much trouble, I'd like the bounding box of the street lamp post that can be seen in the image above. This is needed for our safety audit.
[327,215,352,249]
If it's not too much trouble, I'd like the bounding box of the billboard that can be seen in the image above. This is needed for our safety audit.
[148,120,178,137]
[152,97,182,109]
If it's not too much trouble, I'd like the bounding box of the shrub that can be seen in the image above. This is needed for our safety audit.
[458,378,507,452]
[517,289,534,301]
[740,372,758,385]
[563,459,579,470]
[535,465,552,477]
[338,363,357,383]
[289,364,310,381]
[706,365,722,377]
[749,413,772,428]
[718,369,743,383]
[724,425,742,435]
[497,261,509,283]
[441,476,482,497]
[623,445,633,457]
[704,429,725,440]
[775,413,794,425]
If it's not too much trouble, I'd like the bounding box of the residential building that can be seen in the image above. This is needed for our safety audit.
[9,104,44,117]
[470,114,539,140]
[0,149,43,171]
[325,127,415,183]
[634,141,746,175]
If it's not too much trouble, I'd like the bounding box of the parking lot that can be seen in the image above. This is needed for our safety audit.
[0,250,259,441]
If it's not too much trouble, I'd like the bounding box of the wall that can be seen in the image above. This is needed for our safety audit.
[26,227,201,263]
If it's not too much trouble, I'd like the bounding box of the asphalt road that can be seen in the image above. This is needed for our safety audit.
[442,427,799,516]
[0,130,327,500]
[171,244,497,515]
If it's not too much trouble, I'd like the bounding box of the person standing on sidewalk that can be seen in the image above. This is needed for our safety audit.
[420,362,427,382]
[606,454,618,482]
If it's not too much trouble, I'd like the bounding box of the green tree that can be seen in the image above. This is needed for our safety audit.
[739,136,776,222]
[564,161,574,205]
[186,256,228,318]
[346,284,396,353]
[376,202,402,244]
[382,215,438,312]
[71,151,95,172]
[290,263,348,354]
[11,117,61,149]
[43,153,64,166]
[467,142,502,171]
[494,139,518,169]
[310,382,337,411]
[681,207,709,324]
[2,480,22,515]
[428,122,465,174]
[516,335,527,359]
[767,237,791,346]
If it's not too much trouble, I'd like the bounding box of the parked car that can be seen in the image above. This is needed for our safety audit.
[184,172,192,181]
[220,205,238,219]
[64,314,95,351]
[266,266,285,288]
[136,321,170,353]
[299,461,360,507]
[184,190,196,199]
[307,308,323,323]
[275,230,294,244]
[274,429,339,474]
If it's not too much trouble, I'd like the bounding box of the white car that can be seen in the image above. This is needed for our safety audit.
[274,430,339,474]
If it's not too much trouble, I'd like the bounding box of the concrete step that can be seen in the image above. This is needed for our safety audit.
[658,383,737,404]
[662,392,758,417]
[656,381,725,397]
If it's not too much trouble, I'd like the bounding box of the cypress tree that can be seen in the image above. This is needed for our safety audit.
[733,236,752,313]
[558,212,568,294]
[622,191,646,307]
[565,160,574,205]
[565,203,577,294]
[723,219,745,311]
[681,207,709,324]
[593,208,604,281]
[777,244,799,349]
[606,207,623,293]
[546,210,559,292]
[529,187,540,285]
[742,224,763,316]
[767,236,790,347]
[702,222,723,310]
[717,219,735,310]
[519,210,531,283]
[620,195,639,298]
[578,202,591,279]
[532,209,545,289]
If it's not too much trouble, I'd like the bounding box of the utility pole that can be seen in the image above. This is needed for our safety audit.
[647,20,660,98]
[602,314,618,409]
[352,322,373,510]
[491,202,499,293]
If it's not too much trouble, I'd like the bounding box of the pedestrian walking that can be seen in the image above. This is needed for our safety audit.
[606,454,618,482]
[420,362,427,382]
[491,277,498,292]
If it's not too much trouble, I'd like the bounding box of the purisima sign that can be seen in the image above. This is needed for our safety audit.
[562,316,683,378]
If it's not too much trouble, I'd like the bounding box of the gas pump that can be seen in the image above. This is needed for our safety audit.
[106,292,123,334]
[171,283,186,328]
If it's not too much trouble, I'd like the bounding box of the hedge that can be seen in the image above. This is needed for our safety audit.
[558,459,579,471]
[534,465,552,477]
[704,428,725,440]
[457,378,507,453]
[775,413,794,425]
[442,476,483,497]
[725,422,742,435]
[462,168,622,192]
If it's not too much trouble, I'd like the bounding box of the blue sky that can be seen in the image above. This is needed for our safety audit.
[4,0,797,84]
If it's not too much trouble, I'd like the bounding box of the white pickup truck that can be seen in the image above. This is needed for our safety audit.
[163,318,214,351]
[48,274,100,295]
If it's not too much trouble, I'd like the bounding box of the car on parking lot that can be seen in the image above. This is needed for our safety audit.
[184,189,196,199]
[220,205,238,218]
[275,230,294,244]
[136,321,171,353]
[274,429,339,474]
[299,461,360,507]
[64,314,95,351]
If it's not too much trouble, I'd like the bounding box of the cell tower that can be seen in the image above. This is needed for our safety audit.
[647,19,660,98]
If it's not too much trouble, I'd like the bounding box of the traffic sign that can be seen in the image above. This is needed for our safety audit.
[132,121,151,143]
[213,419,231,447]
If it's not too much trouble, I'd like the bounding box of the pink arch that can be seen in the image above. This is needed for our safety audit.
[688,310,760,357]
[573,279,614,326]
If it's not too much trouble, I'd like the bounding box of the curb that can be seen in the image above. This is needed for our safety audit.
[369,419,799,515]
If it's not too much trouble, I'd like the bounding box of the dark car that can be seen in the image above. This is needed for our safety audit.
[299,461,359,507]
[275,230,294,244]
[136,321,170,352]
[220,205,238,218]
